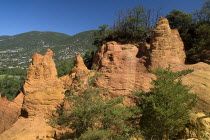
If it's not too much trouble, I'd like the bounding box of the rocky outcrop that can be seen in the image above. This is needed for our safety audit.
[0,114,56,140]
[92,18,187,99]
[60,54,90,89]
[23,49,62,93]
[93,42,154,101]
[149,17,186,69]
[22,49,64,117]
[180,63,210,138]
[0,92,24,134]
[0,49,65,139]
[182,62,210,113]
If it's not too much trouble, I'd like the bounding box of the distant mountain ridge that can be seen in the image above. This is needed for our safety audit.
[0,30,96,68]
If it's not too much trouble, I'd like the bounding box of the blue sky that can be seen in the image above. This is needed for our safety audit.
[0,0,206,36]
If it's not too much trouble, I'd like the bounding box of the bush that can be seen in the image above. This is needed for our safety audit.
[94,5,161,47]
[56,59,74,77]
[135,67,197,139]
[55,74,139,140]
[0,75,24,100]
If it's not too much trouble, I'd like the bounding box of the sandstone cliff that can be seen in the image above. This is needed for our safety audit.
[60,54,90,89]
[23,49,61,94]
[0,93,23,134]
[94,42,154,92]
[22,49,64,117]
[149,17,186,69]
[0,51,92,140]
[0,49,65,140]
[183,62,210,113]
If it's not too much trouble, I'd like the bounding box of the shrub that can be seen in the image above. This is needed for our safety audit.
[0,75,24,100]
[135,67,197,139]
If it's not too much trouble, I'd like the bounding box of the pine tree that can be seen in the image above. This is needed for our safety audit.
[136,67,197,139]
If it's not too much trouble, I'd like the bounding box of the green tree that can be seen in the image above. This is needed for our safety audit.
[135,67,197,139]
[83,49,96,69]
[194,0,210,21]
[68,88,135,139]
[188,22,210,62]
[56,59,74,77]
[0,75,24,100]
[166,7,210,64]
[0,68,26,76]
[56,74,139,140]
[93,24,111,47]
[94,5,161,46]
[166,9,193,35]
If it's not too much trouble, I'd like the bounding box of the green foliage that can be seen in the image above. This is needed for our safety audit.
[55,74,139,140]
[0,31,70,51]
[60,88,136,139]
[136,67,197,139]
[166,9,193,36]
[94,5,160,46]
[194,0,210,21]
[186,1,210,63]
[83,49,97,69]
[183,20,210,63]
[0,68,26,76]
[77,130,110,140]
[0,75,24,100]
[93,25,111,47]
[56,59,74,77]
[166,5,210,64]
[0,30,96,68]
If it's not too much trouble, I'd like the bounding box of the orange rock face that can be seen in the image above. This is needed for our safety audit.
[149,17,186,69]
[93,41,154,99]
[0,93,24,134]
[60,54,90,89]
[22,49,64,116]
[0,114,57,140]
[23,49,61,93]
[182,62,210,113]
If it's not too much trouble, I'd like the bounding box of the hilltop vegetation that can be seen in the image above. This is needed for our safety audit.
[0,30,96,69]
[94,1,210,65]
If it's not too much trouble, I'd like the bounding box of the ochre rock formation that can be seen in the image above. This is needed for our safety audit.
[23,49,62,93]
[22,49,64,116]
[0,51,91,140]
[0,92,24,134]
[149,17,186,69]
[0,49,65,139]
[60,54,90,89]
[93,41,154,100]
[182,62,210,113]
[0,114,56,140]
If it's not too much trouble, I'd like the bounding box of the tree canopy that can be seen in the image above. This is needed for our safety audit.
[135,67,197,139]
[0,75,24,100]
